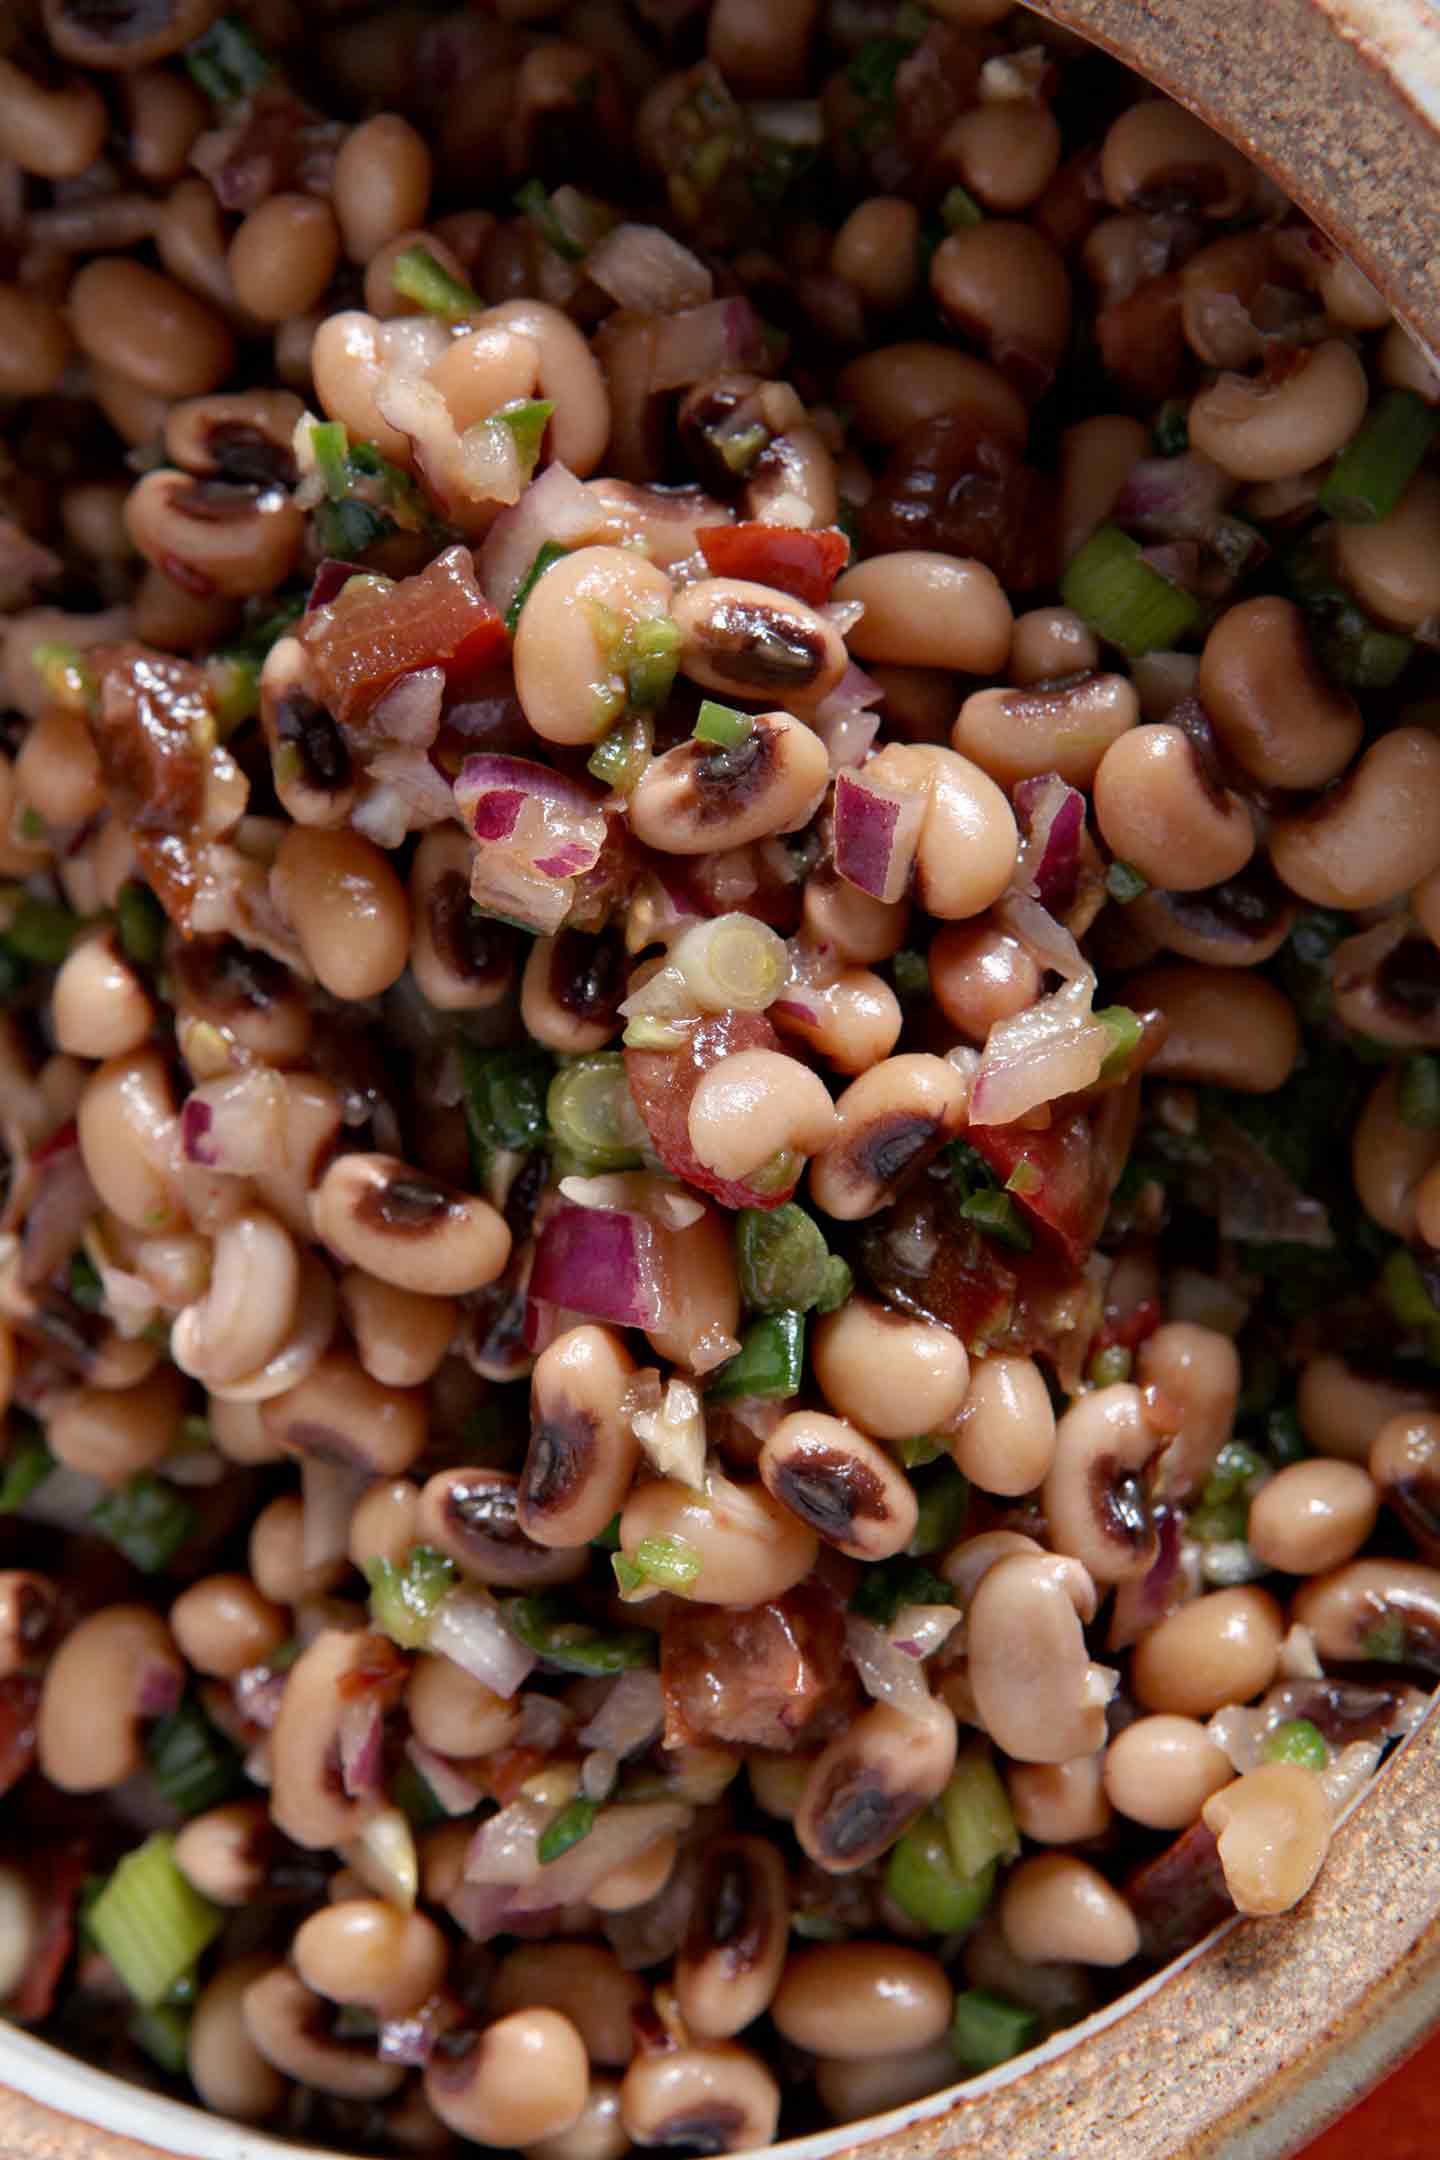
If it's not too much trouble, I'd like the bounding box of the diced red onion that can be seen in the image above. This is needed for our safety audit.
[464,1796,552,1886]
[478,462,598,618]
[369,666,446,748]
[1113,454,1233,542]
[995,889,1092,983]
[18,1141,98,1289]
[378,1994,462,2067]
[301,1455,367,1577]
[180,1067,286,1176]
[306,558,365,613]
[832,766,926,905]
[587,224,714,313]
[515,1691,576,1753]
[447,1879,518,1943]
[889,1605,962,1660]
[138,1662,184,1720]
[1013,775,1086,916]
[581,1749,619,1803]
[404,1737,487,1817]
[455,754,608,936]
[649,299,766,393]
[233,1664,286,1731]
[1139,541,1204,592]
[430,1585,537,1699]
[969,975,1111,1127]
[577,1668,665,1757]
[844,1615,936,1719]
[810,664,885,771]
[339,1696,386,1799]
[530,1203,666,1330]
[505,1800,693,1912]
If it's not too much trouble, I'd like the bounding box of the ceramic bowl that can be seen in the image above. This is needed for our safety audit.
[4,2,1439,2155]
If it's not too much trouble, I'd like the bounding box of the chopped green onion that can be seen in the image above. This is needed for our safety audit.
[1263,1718,1328,1771]
[1318,390,1440,525]
[130,2002,192,2077]
[630,1535,703,1591]
[1313,605,1413,690]
[1088,1344,1133,1387]
[146,1701,242,1817]
[458,1043,552,1176]
[588,713,653,792]
[1106,860,1149,905]
[814,1254,853,1314]
[1004,1158,1041,1197]
[0,1427,54,1514]
[908,1459,969,1556]
[1152,400,1189,457]
[735,1204,833,1314]
[1360,1615,1408,1664]
[309,421,350,502]
[204,648,261,735]
[4,894,84,967]
[959,1187,1032,1253]
[547,1054,645,1172]
[91,1474,196,1574]
[88,1834,223,2008]
[951,1987,1040,2074]
[184,14,271,103]
[1399,1054,1440,1130]
[1096,1003,1144,1082]
[507,1591,656,1675]
[390,243,482,320]
[886,1812,996,1934]
[506,540,570,634]
[670,912,788,1013]
[940,185,984,230]
[366,1546,459,1650]
[1381,1246,1440,1345]
[1060,523,1203,657]
[941,1743,1020,1881]
[706,1310,806,1401]
[514,179,587,262]
[693,699,755,749]
[849,1558,954,1629]
[891,949,930,1000]
[538,1797,598,1864]
[495,398,556,480]
[623,617,680,711]
[898,1432,946,1469]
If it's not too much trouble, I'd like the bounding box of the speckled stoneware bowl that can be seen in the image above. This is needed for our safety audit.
[4,2,1439,2156]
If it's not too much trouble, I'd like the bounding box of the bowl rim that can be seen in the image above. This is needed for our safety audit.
[0,1694,1436,2160]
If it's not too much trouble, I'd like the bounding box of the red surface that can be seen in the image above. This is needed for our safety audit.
[1299,2026,1440,2158]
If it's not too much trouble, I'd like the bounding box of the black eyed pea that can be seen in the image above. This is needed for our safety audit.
[260,635,357,831]
[189,1956,290,2124]
[293,1899,450,2019]
[1121,963,1300,1092]
[1370,1411,1440,1561]
[525,2075,628,2160]
[51,929,154,1060]
[481,298,610,477]
[1334,469,1440,631]
[311,1151,511,1298]
[173,1798,278,1906]
[954,673,1139,792]
[1201,1762,1332,1916]
[1043,1382,1162,1586]
[269,1628,404,1851]
[124,468,307,598]
[1137,1321,1241,1504]
[770,964,902,1076]
[274,825,411,1000]
[929,220,1072,388]
[795,1697,957,1874]
[999,1854,1140,1967]
[1007,1752,1113,1846]
[864,741,1019,920]
[1103,1715,1235,1831]
[426,318,540,429]
[950,1354,1056,1496]
[1131,1585,1285,1718]
[513,546,674,746]
[813,2041,959,2126]
[249,1493,349,1607]
[1247,1458,1379,1576]
[426,2010,589,2148]
[672,577,847,709]
[68,256,235,399]
[808,1052,968,1220]
[0,1572,58,1680]
[837,340,1028,450]
[489,1941,647,2069]
[1188,340,1369,483]
[339,1272,458,1391]
[1291,1557,1440,1669]
[310,310,420,464]
[163,388,304,485]
[417,1468,589,1590]
[169,1573,289,1680]
[628,710,830,856]
[801,865,911,965]
[620,1471,818,1607]
[521,929,627,1056]
[407,1653,523,1760]
[1352,1070,1440,1238]
[261,1348,429,1479]
[771,1941,953,2059]
[243,1966,406,2101]
[1008,604,1101,685]
[1197,597,1362,791]
[1058,413,1149,567]
[967,1552,1115,1764]
[760,1410,918,1561]
[618,2041,779,2154]
[1093,723,1255,893]
[928,918,1042,1042]
[687,1049,839,1183]
[833,551,1013,675]
[75,1045,184,1234]
[409,827,518,1011]
[37,1604,185,1793]
[1298,1352,1438,1464]
[1267,727,1440,910]
[674,1835,790,2042]
[589,1833,680,1916]
[46,1363,185,1487]
[172,1208,303,1390]
[1099,98,1254,218]
[810,1299,969,1442]
[520,1324,641,1549]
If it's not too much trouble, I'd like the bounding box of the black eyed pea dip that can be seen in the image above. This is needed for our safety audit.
[0,0,1437,2150]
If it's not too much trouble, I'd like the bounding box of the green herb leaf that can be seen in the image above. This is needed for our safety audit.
[90,1474,196,1574]
[0,1427,55,1514]
[849,1558,954,1629]
[146,1700,242,1817]
[184,14,272,103]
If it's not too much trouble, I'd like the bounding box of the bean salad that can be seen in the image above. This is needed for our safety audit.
[0,0,1438,2151]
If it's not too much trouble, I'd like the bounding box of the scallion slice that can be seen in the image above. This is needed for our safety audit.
[547,1054,645,1172]
[693,699,754,749]
[494,397,556,477]
[538,1797,597,1864]
[308,420,350,502]
[146,1700,242,1817]
[1060,523,1202,656]
[390,243,482,320]
[1262,1718,1328,1770]
[514,180,587,262]
[588,712,653,792]
[941,1743,1020,1880]
[951,1987,1040,2073]
[90,1475,196,1575]
[705,1311,806,1401]
[1318,389,1440,525]
[88,1834,223,2008]
[506,540,571,633]
[366,1546,459,1650]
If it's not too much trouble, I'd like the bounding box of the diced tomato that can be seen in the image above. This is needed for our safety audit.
[661,1579,853,1752]
[1096,271,1186,406]
[480,1746,550,1808]
[304,544,509,728]
[625,1009,800,1211]
[695,523,851,606]
[0,1675,39,1799]
[1095,1296,1163,1356]
[968,1081,1140,1270]
[7,1839,89,2025]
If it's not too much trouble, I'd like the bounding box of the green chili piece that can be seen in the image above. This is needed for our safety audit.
[959,1188,1032,1253]
[693,700,755,749]
[813,1254,853,1314]
[951,1988,1040,2074]
[1096,1004,1144,1082]
[495,398,556,478]
[309,420,350,501]
[885,1813,996,1934]
[507,540,571,633]
[1105,860,1148,905]
[1263,1718,1328,1770]
[588,713,653,792]
[91,1475,197,1574]
[390,244,482,320]
[849,1558,954,1629]
[458,1044,552,1170]
[941,1743,1020,1880]
[705,1311,806,1401]
[735,1204,831,1313]
[632,1535,703,1590]
[366,1546,459,1650]
[5,894,85,967]
[538,1798,598,1864]
[507,1592,657,1676]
